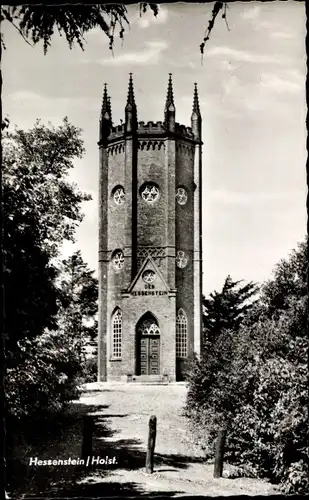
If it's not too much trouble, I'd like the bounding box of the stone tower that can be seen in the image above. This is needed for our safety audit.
[98,74,203,382]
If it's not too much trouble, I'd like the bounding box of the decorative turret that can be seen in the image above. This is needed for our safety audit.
[99,83,112,143]
[125,73,137,134]
[164,73,175,132]
[191,83,201,141]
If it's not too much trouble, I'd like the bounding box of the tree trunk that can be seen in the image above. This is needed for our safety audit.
[145,415,157,474]
[213,428,226,478]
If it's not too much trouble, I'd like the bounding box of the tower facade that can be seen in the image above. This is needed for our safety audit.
[98,75,203,382]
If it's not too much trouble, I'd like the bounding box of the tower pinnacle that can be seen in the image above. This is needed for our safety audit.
[125,73,137,133]
[126,73,136,108]
[99,83,112,143]
[164,73,175,132]
[192,83,201,116]
[101,83,110,119]
[191,82,201,141]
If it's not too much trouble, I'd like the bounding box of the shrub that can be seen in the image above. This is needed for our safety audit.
[186,295,308,494]
[5,330,83,420]
[82,356,97,383]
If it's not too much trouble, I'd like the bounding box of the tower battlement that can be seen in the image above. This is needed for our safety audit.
[107,121,194,143]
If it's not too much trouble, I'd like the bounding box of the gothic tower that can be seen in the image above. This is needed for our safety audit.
[98,74,203,382]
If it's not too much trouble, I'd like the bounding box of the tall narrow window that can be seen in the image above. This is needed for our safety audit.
[176,309,188,358]
[112,309,122,358]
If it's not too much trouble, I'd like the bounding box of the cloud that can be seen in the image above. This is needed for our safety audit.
[210,190,300,206]
[6,90,99,111]
[138,19,150,29]
[97,40,168,65]
[260,73,303,94]
[206,46,283,64]
[241,5,261,20]
[271,31,295,40]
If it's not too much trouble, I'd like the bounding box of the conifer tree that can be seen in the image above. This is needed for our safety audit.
[203,275,259,344]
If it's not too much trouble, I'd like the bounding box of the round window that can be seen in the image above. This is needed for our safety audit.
[112,250,124,270]
[112,186,125,205]
[176,250,188,269]
[176,187,188,205]
[140,183,160,203]
[142,270,156,284]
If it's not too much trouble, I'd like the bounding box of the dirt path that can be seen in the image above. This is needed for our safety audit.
[71,382,278,497]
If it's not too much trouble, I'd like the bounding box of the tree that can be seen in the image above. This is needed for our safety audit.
[0,3,227,55]
[2,118,89,365]
[261,239,307,316]
[56,250,98,357]
[203,275,259,344]
[3,119,98,419]
[0,4,158,53]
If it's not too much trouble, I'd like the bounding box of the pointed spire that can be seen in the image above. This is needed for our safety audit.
[191,82,202,141]
[165,73,175,111]
[125,73,137,133]
[192,82,201,116]
[164,73,175,132]
[99,83,112,144]
[101,83,109,118]
[126,73,136,109]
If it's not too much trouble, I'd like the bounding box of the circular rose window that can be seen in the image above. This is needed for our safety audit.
[140,183,160,203]
[112,250,124,270]
[112,186,125,205]
[176,250,188,269]
[142,270,156,284]
[176,187,188,205]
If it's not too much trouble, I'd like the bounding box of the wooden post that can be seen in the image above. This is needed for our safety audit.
[213,429,226,478]
[81,415,93,461]
[145,415,157,474]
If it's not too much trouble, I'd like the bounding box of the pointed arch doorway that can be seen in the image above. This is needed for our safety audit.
[136,313,160,375]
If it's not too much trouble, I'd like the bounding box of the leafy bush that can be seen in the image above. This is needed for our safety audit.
[186,240,308,495]
[5,330,84,419]
[82,356,98,383]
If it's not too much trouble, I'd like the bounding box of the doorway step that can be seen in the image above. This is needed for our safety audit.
[126,374,169,385]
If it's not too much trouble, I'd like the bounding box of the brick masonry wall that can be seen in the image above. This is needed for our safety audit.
[108,293,176,381]
[136,146,168,248]
[175,143,195,363]
[98,125,201,382]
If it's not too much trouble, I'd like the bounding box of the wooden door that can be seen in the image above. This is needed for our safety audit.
[139,336,160,375]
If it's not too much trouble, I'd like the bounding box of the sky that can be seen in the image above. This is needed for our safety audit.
[2,2,306,296]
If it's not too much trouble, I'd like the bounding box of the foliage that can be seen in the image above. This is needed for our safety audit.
[1,4,158,53]
[5,330,83,419]
[202,275,259,345]
[186,239,308,495]
[3,119,89,365]
[3,119,96,420]
[3,118,88,257]
[1,3,231,58]
[200,2,229,56]
[261,239,307,315]
[83,356,98,384]
[56,250,98,357]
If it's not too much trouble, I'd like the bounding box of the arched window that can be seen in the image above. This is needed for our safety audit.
[176,309,188,358]
[137,313,160,336]
[112,309,122,358]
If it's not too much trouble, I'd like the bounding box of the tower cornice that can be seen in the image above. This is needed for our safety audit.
[102,120,202,146]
